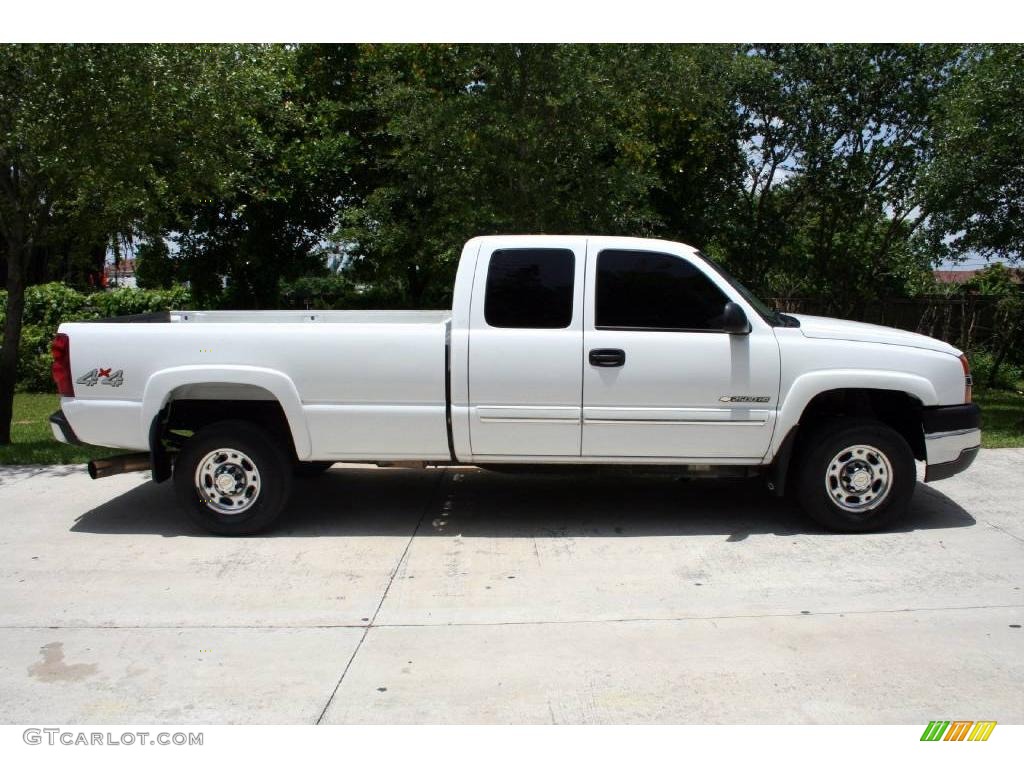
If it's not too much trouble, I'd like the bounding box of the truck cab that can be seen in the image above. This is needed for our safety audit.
[453,236,782,462]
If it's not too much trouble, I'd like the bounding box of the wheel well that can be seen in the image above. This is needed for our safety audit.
[768,387,926,497]
[795,388,925,461]
[157,386,298,463]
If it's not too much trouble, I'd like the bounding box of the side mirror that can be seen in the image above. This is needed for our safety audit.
[722,301,751,335]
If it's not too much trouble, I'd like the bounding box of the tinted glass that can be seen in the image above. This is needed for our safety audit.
[484,249,575,329]
[596,249,728,331]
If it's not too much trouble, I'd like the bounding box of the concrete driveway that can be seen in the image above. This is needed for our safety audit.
[0,450,1021,724]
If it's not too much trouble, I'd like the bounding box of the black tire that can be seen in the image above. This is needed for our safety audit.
[174,419,293,535]
[294,461,334,478]
[794,418,916,532]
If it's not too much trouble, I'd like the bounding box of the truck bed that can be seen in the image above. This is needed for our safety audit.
[61,311,454,461]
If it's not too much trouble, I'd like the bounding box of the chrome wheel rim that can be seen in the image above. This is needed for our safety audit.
[194,448,261,515]
[825,444,893,513]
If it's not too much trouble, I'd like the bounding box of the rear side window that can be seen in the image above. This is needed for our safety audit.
[595,249,728,331]
[484,249,575,329]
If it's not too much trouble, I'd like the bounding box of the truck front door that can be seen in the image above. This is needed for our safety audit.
[581,242,781,460]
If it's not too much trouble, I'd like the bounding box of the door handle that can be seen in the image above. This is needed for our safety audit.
[589,348,626,367]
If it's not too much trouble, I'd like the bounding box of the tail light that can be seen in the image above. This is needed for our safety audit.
[52,333,74,397]
[959,354,972,403]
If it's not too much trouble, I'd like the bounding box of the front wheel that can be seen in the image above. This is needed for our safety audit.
[174,420,293,535]
[794,418,916,532]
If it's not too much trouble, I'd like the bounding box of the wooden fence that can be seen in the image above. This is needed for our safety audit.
[768,295,1004,352]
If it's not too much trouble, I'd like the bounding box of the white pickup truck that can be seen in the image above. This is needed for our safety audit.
[49,235,980,534]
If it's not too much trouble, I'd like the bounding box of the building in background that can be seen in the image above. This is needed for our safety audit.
[933,268,1023,286]
[102,258,137,289]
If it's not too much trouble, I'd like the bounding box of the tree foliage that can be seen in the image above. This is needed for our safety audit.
[0,44,276,442]
[2,43,1024,440]
[163,46,355,308]
[721,44,960,311]
[925,44,1024,262]
[328,44,742,306]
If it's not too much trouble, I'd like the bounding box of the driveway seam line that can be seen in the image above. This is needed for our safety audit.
[981,519,1024,544]
[357,602,1024,628]
[313,467,447,725]
[7,602,1022,632]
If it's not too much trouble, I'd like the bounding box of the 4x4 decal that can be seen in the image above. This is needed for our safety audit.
[77,368,124,387]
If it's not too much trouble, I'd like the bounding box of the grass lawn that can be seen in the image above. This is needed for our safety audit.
[973,383,1024,449]
[0,393,111,465]
[1,386,1023,466]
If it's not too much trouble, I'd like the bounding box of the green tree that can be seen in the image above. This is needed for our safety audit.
[0,44,263,443]
[925,44,1024,262]
[721,44,959,311]
[162,45,355,309]
[134,237,177,289]
[967,264,1024,387]
[338,44,741,307]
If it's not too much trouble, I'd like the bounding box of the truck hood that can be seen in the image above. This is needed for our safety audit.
[790,314,960,356]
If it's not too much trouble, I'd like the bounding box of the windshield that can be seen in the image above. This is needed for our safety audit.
[693,251,786,327]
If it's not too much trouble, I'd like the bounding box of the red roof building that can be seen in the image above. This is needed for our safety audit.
[102,258,137,288]
[933,268,1023,285]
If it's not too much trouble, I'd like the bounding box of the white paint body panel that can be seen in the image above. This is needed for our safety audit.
[792,314,960,355]
[581,237,780,459]
[59,316,452,460]
[768,329,966,460]
[467,236,587,457]
[57,235,971,470]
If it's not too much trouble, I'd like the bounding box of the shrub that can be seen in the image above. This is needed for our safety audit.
[1,283,192,393]
[279,275,406,310]
[970,350,1024,391]
[21,282,93,327]
[92,285,192,318]
[15,324,57,393]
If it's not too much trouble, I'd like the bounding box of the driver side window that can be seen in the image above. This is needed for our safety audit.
[595,249,728,331]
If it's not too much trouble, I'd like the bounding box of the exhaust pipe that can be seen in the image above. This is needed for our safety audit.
[88,452,152,480]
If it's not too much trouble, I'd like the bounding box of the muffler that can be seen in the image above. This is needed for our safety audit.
[88,452,152,479]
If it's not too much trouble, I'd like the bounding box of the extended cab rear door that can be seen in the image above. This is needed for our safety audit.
[467,238,586,458]
[581,238,781,460]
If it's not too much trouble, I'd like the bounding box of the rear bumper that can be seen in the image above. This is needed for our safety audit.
[49,409,84,446]
[922,403,981,482]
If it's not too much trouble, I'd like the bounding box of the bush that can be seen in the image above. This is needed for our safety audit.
[15,324,56,394]
[971,349,1024,391]
[1,283,192,393]
[90,285,192,318]
[19,282,93,328]
[279,275,406,310]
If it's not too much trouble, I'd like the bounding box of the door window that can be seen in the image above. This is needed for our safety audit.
[595,249,728,331]
[484,249,575,329]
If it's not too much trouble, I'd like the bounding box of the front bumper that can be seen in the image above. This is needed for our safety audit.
[923,403,981,482]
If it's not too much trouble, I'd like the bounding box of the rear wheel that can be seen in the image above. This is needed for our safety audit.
[794,418,915,532]
[174,420,293,535]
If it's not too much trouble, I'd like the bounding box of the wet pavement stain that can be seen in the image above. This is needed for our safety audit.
[28,642,98,683]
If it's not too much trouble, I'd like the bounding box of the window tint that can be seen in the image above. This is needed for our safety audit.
[595,249,728,331]
[484,249,575,329]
